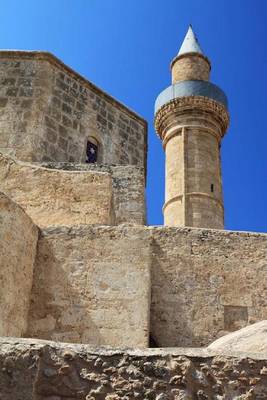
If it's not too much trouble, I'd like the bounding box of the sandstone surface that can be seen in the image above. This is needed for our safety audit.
[27,225,151,347]
[150,226,267,347]
[0,153,145,227]
[0,192,38,336]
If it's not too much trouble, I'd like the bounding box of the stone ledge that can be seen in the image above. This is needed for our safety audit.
[1,337,267,360]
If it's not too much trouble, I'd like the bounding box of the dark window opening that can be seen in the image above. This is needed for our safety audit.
[86,140,98,163]
[149,334,159,348]
[211,183,214,193]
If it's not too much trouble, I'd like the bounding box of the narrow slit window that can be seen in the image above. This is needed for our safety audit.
[86,139,98,163]
[211,183,214,193]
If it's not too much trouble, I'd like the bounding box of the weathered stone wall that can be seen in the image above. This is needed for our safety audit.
[0,51,147,170]
[39,162,146,226]
[1,337,267,400]
[0,153,146,227]
[150,227,267,347]
[24,225,267,348]
[110,165,146,225]
[0,54,48,160]
[0,192,38,337]
[0,153,113,227]
[27,225,151,347]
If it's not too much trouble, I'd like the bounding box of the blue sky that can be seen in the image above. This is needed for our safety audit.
[1,0,267,232]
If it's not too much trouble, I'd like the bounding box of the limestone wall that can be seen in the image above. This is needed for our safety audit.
[150,227,267,347]
[27,225,151,347]
[0,153,113,227]
[0,192,38,337]
[39,162,146,226]
[0,153,146,227]
[24,224,267,348]
[0,51,147,170]
[1,337,267,400]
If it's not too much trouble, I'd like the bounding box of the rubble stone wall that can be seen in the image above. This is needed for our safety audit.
[0,193,38,337]
[0,337,267,400]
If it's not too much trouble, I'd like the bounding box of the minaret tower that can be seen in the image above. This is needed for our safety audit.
[154,26,229,229]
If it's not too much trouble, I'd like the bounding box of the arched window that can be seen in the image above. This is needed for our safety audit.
[86,137,98,163]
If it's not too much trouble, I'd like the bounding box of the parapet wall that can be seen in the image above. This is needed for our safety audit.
[0,337,266,399]
[22,224,267,348]
[150,226,267,347]
[0,51,147,170]
[0,192,38,337]
[0,153,145,227]
[27,225,151,347]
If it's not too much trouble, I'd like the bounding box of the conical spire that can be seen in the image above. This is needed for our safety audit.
[178,25,203,56]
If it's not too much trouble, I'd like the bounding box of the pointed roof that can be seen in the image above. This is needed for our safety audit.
[178,25,204,56]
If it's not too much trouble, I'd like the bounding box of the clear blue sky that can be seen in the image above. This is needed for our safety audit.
[1,0,267,232]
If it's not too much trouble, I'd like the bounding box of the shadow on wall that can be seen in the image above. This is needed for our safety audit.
[148,227,265,348]
[150,239,203,347]
[26,235,103,344]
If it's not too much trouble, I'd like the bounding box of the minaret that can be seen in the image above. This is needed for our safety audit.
[154,26,229,229]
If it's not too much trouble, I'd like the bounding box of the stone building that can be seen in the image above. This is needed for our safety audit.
[0,26,267,399]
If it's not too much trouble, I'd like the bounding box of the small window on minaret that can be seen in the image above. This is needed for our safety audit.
[86,139,98,163]
[211,184,214,193]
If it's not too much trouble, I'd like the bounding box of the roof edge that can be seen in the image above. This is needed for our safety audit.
[0,50,147,127]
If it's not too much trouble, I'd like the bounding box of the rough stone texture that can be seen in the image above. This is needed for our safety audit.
[150,227,267,347]
[22,224,267,348]
[39,162,146,226]
[0,153,113,227]
[27,225,151,347]
[1,337,267,400]
[0,51,147,172]
[0,192,38,337]
[0,153,146,227]
[208,320,267,354]
[171,54,211,83]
